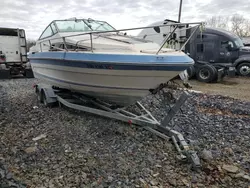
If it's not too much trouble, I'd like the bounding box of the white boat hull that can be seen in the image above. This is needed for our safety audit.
[32,63,182,106]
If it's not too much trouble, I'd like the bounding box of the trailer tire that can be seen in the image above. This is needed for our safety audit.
[37,89,43,103]
[41,90,54,107]
[187,65,195,79]
[236,62,250,76]
[196,64,217,83]
[42,91,49,107]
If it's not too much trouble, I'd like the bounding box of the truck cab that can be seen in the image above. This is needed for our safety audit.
[186,27,250,77]
[0,27,33,78]
[137,19,250,82]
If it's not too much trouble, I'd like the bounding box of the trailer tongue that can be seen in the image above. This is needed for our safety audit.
[0,27,33,79]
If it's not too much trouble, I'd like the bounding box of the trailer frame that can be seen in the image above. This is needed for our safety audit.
[34,83,201,169]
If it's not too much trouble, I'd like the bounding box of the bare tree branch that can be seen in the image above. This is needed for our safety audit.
[206,15,230,30]
[26,39,36,52]
[231,14,246,37]
[206,14,250,37]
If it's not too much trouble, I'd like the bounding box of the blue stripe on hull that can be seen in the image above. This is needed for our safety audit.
[29,52,194,71]
[31,59,190,71]
[29,51,193,64]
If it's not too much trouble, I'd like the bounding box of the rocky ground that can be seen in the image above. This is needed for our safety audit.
[0,78,250,188]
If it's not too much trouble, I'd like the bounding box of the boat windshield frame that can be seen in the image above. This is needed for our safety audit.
[55,19,116,33]
[38,18,116,40]
[37,20,205,55]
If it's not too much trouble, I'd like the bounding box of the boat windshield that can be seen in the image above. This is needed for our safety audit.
[55,19,115,32]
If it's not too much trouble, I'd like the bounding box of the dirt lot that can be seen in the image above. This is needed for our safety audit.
[187,76,250,102]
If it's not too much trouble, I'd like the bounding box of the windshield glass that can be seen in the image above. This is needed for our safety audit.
[233,37,244,48]
[55,19,115,32]
[86,20,115,31]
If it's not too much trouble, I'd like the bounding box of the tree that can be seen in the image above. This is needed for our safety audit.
[205,14,250,37]
[26,39,36,52]
[245,19,250,37]
[206,15,230,30]
[231,14,250,37]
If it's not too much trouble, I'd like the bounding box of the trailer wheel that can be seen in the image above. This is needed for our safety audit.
[41,90,51,107]
[196,64,217,83]
[42,91,49,107]
[41,90,54,107]
[187,65,195,79]
[236,62,250,76]
[37,89,43,103]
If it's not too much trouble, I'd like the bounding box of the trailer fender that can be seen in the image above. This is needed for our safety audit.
[36,84,57,104]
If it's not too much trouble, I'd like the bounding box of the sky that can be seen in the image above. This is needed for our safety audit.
[0,0,249,40]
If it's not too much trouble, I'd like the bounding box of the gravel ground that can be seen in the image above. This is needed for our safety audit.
[0,78,250,188]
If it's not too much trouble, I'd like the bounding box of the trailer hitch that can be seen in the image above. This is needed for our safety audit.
[162,90,201,169]
[171,134,201,169]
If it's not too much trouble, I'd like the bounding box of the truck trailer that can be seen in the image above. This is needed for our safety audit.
[0,27,33,79]
[137,19,250,82]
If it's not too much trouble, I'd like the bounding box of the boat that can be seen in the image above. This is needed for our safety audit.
[28,18,201,106]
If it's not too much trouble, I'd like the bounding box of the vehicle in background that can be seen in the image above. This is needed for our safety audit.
[242,37,250,47]
[137,19,250,82]
[0,27,33,79]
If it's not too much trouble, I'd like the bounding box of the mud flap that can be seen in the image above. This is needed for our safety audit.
[228,67,236,77]
[24,68,34,78]
[217,68,224,82]
[179,70,189,82]
[0,69,11,79]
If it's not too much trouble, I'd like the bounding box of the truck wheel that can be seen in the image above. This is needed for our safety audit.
[0,69,11,79]
[210,65,219,82]
[196,64,217,83]
[24,69,34,78]
[187,65,195,79]
[236,62,250,76]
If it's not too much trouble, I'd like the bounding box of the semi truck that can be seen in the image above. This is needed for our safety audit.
[137,19,250,82]
[0,27,33,79]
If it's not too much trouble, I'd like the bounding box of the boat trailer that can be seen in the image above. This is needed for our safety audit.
[34,83,201,169]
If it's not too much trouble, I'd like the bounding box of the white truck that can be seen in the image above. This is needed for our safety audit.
[0,27,33,79]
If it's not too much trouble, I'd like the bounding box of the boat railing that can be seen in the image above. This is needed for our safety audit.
[39,21,205,54]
